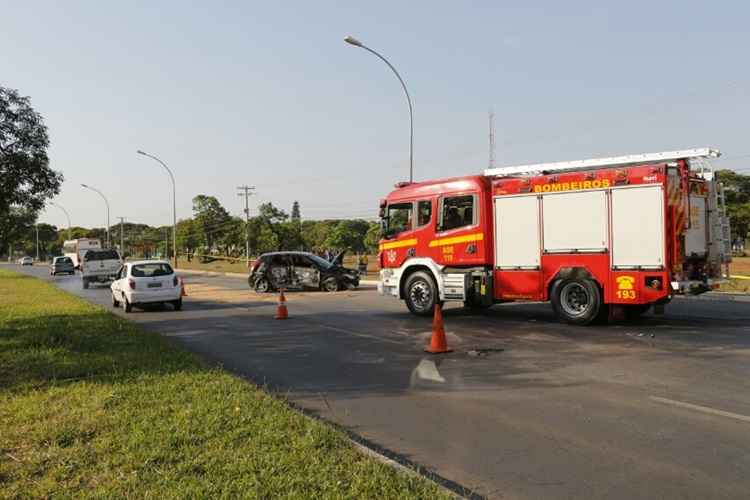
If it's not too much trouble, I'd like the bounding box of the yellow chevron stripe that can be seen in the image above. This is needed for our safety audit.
[379,238,418,251]
[428,232,484,248]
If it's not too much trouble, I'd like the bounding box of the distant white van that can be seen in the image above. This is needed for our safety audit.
[63,238,102,269]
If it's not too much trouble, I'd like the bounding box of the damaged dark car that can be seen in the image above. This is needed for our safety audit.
[248,251,360,293]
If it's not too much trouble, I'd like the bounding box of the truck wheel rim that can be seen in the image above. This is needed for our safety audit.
[560,282,589,317]
[409,280,432,311]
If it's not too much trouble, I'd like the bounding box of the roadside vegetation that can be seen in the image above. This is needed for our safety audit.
[0,269,445,498]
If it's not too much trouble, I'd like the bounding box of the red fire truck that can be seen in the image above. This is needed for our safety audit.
[377,148,731,325]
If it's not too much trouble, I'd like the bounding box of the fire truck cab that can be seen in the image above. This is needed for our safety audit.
[378,148,731,325]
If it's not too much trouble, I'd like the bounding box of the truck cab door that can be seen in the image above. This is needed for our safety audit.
[430,192,486,266]
[380,201,418,269]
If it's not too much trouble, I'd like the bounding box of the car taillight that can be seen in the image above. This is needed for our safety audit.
[173,276,179,287]
[129,279,136,290]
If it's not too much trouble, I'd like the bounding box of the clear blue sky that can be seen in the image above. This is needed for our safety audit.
[3,1,748,230]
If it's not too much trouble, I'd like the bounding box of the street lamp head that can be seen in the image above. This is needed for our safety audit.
[81,183,88,188]
[344,36,363,47]
[136,150,146,155]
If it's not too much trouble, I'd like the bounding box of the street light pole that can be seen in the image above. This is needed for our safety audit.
[35,225,40,261]
[50,202,72,241]
[344,35,414,183]
[118,217,126,257]
[81,184,110,247]
[137,150,178,268]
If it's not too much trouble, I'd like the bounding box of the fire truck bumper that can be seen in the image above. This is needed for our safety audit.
[378,270,400,297]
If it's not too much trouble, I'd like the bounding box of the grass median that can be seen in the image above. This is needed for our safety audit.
[0,269,446,498]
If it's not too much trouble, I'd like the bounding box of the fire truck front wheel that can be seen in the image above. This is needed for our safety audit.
[550,278,602,326]
[404,271,438,317]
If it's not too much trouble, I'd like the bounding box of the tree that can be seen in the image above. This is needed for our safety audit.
[0,87,63,252]
[323,219,371,253]
[257,202,289,251]
[291,201,301,222]
[364,222,381,254]
[176,218,201,260]
[192,195,230,252]
[716,169,750,241]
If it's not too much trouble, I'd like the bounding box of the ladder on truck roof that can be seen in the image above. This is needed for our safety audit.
[483,148,721,177]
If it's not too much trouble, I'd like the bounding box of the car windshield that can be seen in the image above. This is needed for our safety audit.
[84,250,120,261]
[131,263,174,277]
[55,257,72,264]
[307,254,334,269]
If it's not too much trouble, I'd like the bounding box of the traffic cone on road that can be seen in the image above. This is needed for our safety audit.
[275,289,289,320]
[425,303,452,354]
[180,277,188,297]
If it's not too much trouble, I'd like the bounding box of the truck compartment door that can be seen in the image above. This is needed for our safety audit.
[494,195,540,269]
[611,185,665,269]
[542,190,608,253]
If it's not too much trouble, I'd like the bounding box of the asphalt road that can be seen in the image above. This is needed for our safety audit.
[10,264,750,499]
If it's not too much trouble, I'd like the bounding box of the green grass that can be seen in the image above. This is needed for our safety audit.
[0,269,446,498]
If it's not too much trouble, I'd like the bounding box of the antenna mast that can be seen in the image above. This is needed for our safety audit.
[488,109,496,169]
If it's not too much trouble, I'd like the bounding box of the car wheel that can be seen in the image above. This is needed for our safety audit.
[111,292,120,307]
[550,278,602,326]
[321,277,340,292]
[122,295,132,313]
[404,271,438,317]
[82,279,89,289]
[254,277,272,293]
[172,298,183,311]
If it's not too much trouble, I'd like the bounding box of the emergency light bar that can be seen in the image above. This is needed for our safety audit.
[483,148,721,178]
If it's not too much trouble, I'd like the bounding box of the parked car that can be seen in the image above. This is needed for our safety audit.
[248,251,360,293]
[18,256,33,266]
[81,249,122,289]
[50,256,75,275]
[110,260,182,313]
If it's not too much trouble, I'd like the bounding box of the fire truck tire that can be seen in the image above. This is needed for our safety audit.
[550,278,602,326]
[404,271,438,317]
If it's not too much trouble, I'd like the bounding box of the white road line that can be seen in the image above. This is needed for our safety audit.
[315,323,405,346]
[650,396,750,424]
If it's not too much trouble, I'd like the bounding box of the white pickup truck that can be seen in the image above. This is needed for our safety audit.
[81,249,122,289]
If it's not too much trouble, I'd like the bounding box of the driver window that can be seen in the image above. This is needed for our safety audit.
[440,194,477,232]
[291,255,313,268]
[417,200,432,226]
[386,202,413,236]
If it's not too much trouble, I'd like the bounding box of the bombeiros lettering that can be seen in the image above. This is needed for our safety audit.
[533,178,611,193]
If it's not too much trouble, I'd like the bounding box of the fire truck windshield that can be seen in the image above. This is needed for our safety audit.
[383,202,413,238]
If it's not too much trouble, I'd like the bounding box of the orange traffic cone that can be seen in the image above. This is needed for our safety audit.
[275,289,288,320]
[180,277,188,297]
[425,303,452,354]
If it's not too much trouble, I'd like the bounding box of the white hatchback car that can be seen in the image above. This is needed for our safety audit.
[110,260,183,313]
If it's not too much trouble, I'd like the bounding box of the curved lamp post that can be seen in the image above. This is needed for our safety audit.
[50,202,72,241]
[137,150,177,268]
[81,184,110,247]
[344,35,414,183]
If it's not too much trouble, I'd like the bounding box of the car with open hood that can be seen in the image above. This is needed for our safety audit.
[249,251,360,293]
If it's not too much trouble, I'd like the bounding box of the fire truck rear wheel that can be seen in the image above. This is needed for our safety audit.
[550,278,602,326]
[404,271,438,317]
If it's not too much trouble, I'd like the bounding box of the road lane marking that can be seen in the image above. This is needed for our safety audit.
[315,324,405,346]
[650,396,750,424]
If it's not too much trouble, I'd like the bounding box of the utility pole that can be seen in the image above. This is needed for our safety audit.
[35,225,40,261]
[237,185,256,268]
[118,217,126,257]
[164,227,169,260]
